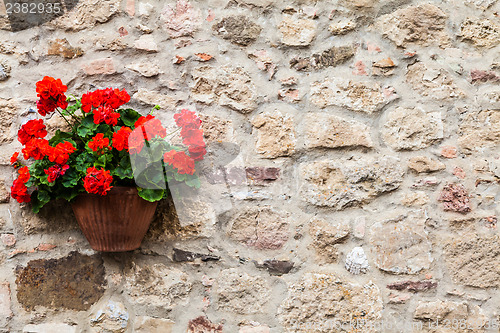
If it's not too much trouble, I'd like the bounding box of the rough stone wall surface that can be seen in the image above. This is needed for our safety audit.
[0,0,499,332]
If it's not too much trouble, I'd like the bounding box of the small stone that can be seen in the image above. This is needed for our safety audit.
[0,60,10,81]
[345,247,370,274]
[81,58,115,75]
[248,49,276,80]
[213,16,262,46]
[375,4,450,47]
[172,248,220,262]
[0,234,15,247]
[245,167,280,185]
[464,0,497,9]
[174,55,185,64]
[134,316,174,333]
[161,0,202,38]
[90,300,129,333]
[441,145,458,158]
[414,300,487,329]
[216,268,271,314]
[453,167,466,179]
[382,107,443,151]
[353,217,365,239]
[352,60,368,76]
[23,323,77,333]
[471,69,499,84]
[132,89,177,109]
[133,35,158,52]
[408,156,446,173]
[126,61,160,77]
[372,57,396,76]
[254,260,294,276]
[199,114,233,144]
[15,252,106,311]
[310,79,397,113]
[461,18,500,48]
[459,110,500,153]
[369,211,433,274]
[36,243,56,251]
[402,191,429,206]
[278,15,316,46]
[278,273,382,333]
[227,206,289,250]
[188,316,223,333]
[0,282,12,329]
[309,217,349,263]
[387,280,437,292]
[388,292,411,304]
[47,38,83,58]
[406,62,464,100]
[118,27,128,37]
[194,53,212,61]
[438,183,471,214]
[412,176,440,188]
[329,19,356,35]
[305,113,373,149]
[252,110,296,158]
[290,45,356,71]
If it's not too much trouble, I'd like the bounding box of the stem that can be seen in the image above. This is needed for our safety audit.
[166,127,181,137]
[56,109,73,128]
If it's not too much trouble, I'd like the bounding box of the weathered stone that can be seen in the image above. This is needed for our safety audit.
[388,292,411,304]
[123,262,191,307]
[414,300,487,331]
[278,273,382,333]
[213,16,262,46]
[132,89,177,110]
[188,316,223,333]
[290,46,356,71]
[308,217,349,263]
[239,324,270,333]
[216,268,270,314]
[191,66,257,113]
[199,114,233,144]
[464,0,497,9]
[408,156,446,173]
[0,98,17,145]
[370,211,433,274]
[0,282,11,329]
[301,156,404,209]
[49,0,121,31]
[278,15,316,46]
[161,0,202,38]
[81,58,116,75]
[444,234,500,288]
[125,61,160,77]
[329,19,356,35]
[345,247,370,274]
[248,50,276,80]
[441,145,458,158]
[20,199,78,234]
[0,234,15,247]
[254,260,294,275]
[460,18,500,48]
[15,252,106,311]
[245,167,280,185]
[0,178,10,203]
[172,248,220,262]
[471,69,499,84]
[304,113,373,149]
[402,191,430,206]
[375,4,450,47]
[387,280,437,292]
[134,316,174,333]
[22,323,77,333]
[227,206,289,250]
[382,107,443,150]
[406,62,464,100]
[252,111,295,158]
[459,110,500,153]
[203,167,246,186]
[438,183,471,214]
[47,38,83,59]
[90,300,129,333]
[372,57,396,76]
[133,35,158,52]
[0,59,10,81]
[310,79,397,113]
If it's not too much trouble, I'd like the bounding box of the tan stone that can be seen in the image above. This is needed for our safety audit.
[133,35,158,52]
[406,62,465,100]
[278,273,382,333]
[458,110,500,153]
[81,58,116,75]
[47,39,83,59]
[310,79,397,113]
[0,98,18,145]
[0,282,11,329]
[408,156,446,173]
[199,114,233,144]
[304,113,372,149]
[252,111,295,158]
[125,61,160,77]
[370,211,433,274]
[382,107,443,150]
[461,18,500,48]
[49,0,121,31]
[329,20,356,35]
[375,4,450,47]
[308,217,349,263]
[22,323,77,333]
[278,16,316,46]
[132,89,177,110]
[301,156,404,209]
[402,191,429,206]
[216,268,271,314]
[161,0,202,38]
[134,316,174,333]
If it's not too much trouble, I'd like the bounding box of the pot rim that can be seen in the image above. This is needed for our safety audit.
[76,186,139,197]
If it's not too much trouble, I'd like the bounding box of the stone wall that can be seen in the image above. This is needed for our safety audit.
[0,0,499,332]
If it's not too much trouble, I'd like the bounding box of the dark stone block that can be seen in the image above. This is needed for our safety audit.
[254,259,294,275]
[173,248,220,262]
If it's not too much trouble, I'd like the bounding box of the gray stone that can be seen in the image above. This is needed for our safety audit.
[213,16,262,46]
[90,300,129,333]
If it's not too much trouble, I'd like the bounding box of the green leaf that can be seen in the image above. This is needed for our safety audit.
[57,188,81,202]
[174,172,186,182]
[77,115,98,137]
[137,188,164,202]
[119,108,141,127]
[61,169,79,188]
[75,152,94,173]
[31,190,51,214]
[185,175,201,189]
[49,130,73,145]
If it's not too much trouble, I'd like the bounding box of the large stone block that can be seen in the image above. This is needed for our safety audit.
[252,111,296,158]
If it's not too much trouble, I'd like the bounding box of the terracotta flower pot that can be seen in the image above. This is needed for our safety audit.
[71,187,158,252]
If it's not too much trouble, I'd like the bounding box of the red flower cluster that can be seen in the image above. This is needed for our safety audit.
[22,138,50,160]
[174,110,206,161]
[163,150,195,175]
[48,141,76,165]
[81,88,130,125]
[83,167,113,195]
[134,115,167,140]
[44,164,69,183]
[18,119,47,145]
[10,152,19,165]
[112,126,132,151]
[128,130,145,155]
[11,166,31,203]
[36,76,68,116]
[88,133,109,153]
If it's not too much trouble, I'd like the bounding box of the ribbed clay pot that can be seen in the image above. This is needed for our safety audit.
[71,187,158,252]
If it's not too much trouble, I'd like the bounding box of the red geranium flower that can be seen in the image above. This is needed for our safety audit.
[93,105,121,126]
[48,141,76,165]
[83,167,113,195]
[18,166,30,183]
[174,109,201,129]
[188,145,207,161]
[88,133,110,152]
[18,119,47,145]
[135,115,166,140]
[128,129,145,154]
[10,179,30,203]
[112,126,132,151]
[81,88,130,114]
[10,152,19,165]
[22,138,50,160]
[44,164,69,183]
[35,77,68,116]
[163,150,195,175]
